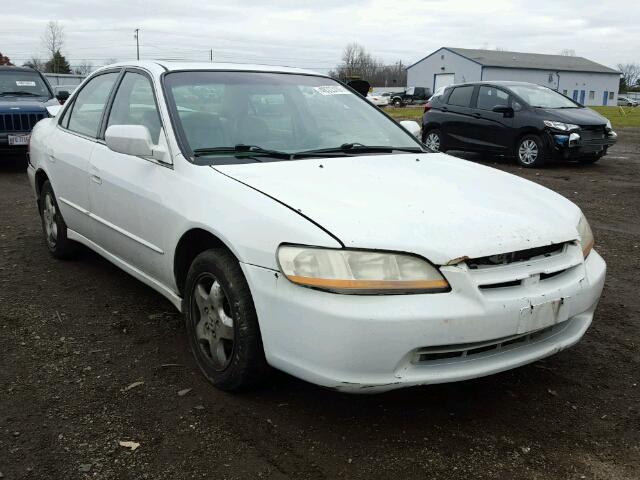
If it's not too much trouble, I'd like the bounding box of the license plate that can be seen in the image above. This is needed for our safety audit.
[8,134,30,146]
[517,297,570,334]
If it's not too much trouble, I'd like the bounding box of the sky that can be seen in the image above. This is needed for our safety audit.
[2,0,639,73]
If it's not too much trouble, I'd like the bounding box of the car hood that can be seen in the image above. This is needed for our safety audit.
[535,106,607,126]
[0,97,55,113]
[214,153,582,265]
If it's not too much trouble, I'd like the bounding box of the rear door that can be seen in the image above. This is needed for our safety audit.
[47,71,120,237]
[465,85,514,152]
[440,85,477,149]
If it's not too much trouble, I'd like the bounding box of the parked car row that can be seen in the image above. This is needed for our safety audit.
[422,81,617,167]
[26,61,605,394]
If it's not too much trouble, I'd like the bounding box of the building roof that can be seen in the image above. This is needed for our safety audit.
[409,47,619,74]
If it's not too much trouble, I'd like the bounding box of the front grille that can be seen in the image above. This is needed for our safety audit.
[467,243,565,269]
[0,112,46,132]
[414,321,569,364]
[578,125,606,141]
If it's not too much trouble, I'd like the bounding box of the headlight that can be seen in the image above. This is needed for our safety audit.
[605,118,612,130]
[277,245,450,294]
[544,120,579,131]
[577,213,594,258]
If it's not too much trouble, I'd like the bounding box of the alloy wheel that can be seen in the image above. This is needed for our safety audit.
[425,132,441,151]
[192,274,235,371]
[43,193,58,247]
[518,139,539,165]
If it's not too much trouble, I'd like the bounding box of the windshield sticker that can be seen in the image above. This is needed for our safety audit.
[16,81,37,87]
[313,85,350,96]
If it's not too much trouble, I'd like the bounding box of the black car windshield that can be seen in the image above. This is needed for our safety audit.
[508,84,578,109]
[163,71,422,157]
[0,70,52,97]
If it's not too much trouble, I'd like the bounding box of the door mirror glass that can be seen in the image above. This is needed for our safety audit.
[105,125,154,157]
[400,120,421,138]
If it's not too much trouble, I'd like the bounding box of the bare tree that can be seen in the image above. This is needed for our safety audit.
[617,63,640,90]
[42,21,65,59]
[74,60,93,76]
[560,49,576,56]
[23,57,45,71]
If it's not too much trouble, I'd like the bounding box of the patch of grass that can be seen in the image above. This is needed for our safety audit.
[384,106,424,122]
[589,106,640,129]
[385,105,640,129]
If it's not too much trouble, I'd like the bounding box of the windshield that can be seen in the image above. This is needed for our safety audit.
[163,71,421,158]
[508,84,578,109]
[0,70,52,97]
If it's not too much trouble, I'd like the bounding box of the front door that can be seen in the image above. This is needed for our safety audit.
[465,85,514,152]
[88,70,175,283]
[603,91,608,106]
[572,90,579,101]
[579,90,586,104]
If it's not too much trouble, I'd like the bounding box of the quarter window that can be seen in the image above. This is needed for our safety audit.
[447,86,474,107]
[107,72,162,144]
[66,72,119,138]
[476,86,509,110]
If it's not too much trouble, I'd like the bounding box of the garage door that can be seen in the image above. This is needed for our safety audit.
[434,73,455,91]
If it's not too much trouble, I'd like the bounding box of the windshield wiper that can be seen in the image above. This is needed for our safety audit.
[0,91,41,97]
[292,144,423,158]
[192,144,292,160]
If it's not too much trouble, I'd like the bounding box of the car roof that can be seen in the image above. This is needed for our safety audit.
[446,81,548,88]
[94,60,327,78]
[0,66,42,73]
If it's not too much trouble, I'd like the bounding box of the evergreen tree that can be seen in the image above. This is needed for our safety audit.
[44,50,71,74]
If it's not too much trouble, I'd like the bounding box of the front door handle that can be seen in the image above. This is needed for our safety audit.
[90,174,102,185]
[472,113,482,118]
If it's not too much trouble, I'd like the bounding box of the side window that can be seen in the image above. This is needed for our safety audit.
[447,86,474,107]
[107,72,162,144]
[477,86,510,110]
[66,72,119,138]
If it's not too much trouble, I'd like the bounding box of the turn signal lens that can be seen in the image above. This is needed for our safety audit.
[277,245,449,294]
[577,213,594,258]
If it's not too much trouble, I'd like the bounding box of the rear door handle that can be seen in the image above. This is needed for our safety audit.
[90,174,102,185]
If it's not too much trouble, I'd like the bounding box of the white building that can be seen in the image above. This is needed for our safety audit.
[407,47,620,106]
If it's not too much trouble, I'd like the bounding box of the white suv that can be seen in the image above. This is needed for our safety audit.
[28,62,606,393]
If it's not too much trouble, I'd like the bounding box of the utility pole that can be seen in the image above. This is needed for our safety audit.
[210,49,213,62]
[134,29,140,60]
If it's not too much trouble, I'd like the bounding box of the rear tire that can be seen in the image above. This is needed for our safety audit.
[515,134,548,168]
[184,248,269,391]
[423,129,445,152]
[39,181,78,259]
[392,98,403,107]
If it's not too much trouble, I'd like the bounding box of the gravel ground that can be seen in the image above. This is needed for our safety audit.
[1,132,639,480]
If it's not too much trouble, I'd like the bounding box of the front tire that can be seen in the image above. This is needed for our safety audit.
[516,134,548,168]
[184,249,268,391]
[39,180,78,259]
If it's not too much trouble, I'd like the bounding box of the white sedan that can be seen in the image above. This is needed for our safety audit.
[367,91,390,107]
[28,61,606,393]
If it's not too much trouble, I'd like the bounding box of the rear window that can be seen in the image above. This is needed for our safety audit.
[447,86,474,107]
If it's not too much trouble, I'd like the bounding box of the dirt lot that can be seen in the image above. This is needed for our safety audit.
[1,132,639,480]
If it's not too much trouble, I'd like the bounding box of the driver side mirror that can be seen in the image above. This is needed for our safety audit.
[400,120,421,138]
[55,90,70,104]
[492,105,514,117]
[105,125,155,157]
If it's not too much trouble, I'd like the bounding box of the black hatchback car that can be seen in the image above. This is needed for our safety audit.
[422,81,617,167]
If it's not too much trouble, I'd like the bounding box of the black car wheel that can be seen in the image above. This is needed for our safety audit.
[392,98,403,107]
[184,248,269,391]
[39,180,78,259]
[515,134,548,168]
[423,129,444,152]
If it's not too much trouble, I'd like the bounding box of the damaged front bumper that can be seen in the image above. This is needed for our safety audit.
[546,128,617,159]
[242,244,606,393]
